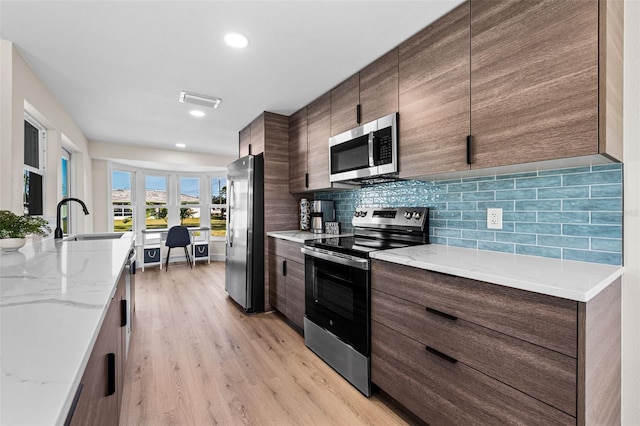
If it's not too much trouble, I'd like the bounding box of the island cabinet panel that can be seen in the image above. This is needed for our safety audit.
[70,282,125,426]
[359,48,399,124]
[371,260,578,357]
[398,2,470,178]
[268,237,305,330]
[469,0,599,168]
[330,73,360,136]
[371,321,575,426]
[239,125,251,157]
[288,107,308,193]
[372,289,576,416]
[306,92,332,191]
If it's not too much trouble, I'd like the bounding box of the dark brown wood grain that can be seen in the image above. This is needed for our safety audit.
[360,48,399,124]
[271,238,304,264]
[470,0,599,169]
[268,253,286,313]
[288,107,307,193]
[239,125,251,157]
[577,277,621,426]
[372,289,577,416]
[306,91,332,191]
[371,260,578,357]
[249,114,265,155]
[330,72,359,136]
[371,321,575,426]
[284,260,305,329]
[398,2,470,178]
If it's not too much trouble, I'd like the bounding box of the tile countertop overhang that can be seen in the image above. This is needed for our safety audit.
[369,244,623,303]
[0,232,135,426]
[267,230,353,243]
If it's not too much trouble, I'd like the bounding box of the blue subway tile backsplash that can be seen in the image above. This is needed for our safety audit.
[315,164,623,266]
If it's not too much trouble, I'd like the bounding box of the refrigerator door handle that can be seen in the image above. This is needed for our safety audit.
[228,180,235,247]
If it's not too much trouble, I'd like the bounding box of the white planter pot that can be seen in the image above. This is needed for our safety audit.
[0,238,26,252]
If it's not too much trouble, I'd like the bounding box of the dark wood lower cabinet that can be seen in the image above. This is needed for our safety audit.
[268,237,305,330]
[371,259,621,426]
[69,273,127,426]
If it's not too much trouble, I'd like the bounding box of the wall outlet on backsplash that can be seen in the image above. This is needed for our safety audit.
[487,208,503,230]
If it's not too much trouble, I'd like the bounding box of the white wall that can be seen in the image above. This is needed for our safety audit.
[0,40,93,235]
[622,1,640,423]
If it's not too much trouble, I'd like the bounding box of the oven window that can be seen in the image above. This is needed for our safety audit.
[331,134,369,174]
[314,270,354,321]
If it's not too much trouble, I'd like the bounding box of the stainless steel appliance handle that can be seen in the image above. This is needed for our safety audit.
[228,180,234,247]
[368,131,375,167]
[301,247,370,270]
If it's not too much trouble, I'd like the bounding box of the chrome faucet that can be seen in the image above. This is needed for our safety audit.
[55,198,89,239]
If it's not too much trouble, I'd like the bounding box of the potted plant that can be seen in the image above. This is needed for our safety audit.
[0,210,51,251]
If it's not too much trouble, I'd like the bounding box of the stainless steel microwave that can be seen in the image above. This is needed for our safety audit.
[329,112,398,183]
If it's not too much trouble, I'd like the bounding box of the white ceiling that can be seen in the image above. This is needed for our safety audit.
[0,0,462,161]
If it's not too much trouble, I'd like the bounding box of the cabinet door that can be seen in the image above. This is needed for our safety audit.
[470,0,599,169]
[289,107,308,193]
[284,260,305,329]
[360,48,399,124]
[330,73,360,136]
[306,92,332,191]
[268,253,286,313]
[399,2,470,178]
[239,125,251,157]
[250,114,265,155]
[70,292,120,426]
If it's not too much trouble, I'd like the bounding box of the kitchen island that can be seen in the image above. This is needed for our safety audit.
[0,233,135,425]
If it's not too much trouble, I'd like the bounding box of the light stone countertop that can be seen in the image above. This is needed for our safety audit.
[370,244,623,302]
[267,230,352,243]
[0,233,135,426]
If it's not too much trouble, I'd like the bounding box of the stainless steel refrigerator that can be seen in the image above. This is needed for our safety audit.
[225,154,264,312]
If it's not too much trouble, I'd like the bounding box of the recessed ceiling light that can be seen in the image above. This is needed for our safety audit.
[189,110,205,118]
[224,32,249,49]
[176,143,186,148]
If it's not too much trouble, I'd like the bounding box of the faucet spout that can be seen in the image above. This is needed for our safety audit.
[55,198,90,239]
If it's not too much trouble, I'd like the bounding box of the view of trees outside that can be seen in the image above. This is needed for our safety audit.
[145,175,168,229]
[211,178,227,237]
[112,170,133,232]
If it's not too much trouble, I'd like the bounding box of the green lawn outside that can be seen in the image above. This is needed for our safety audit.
[113,217,226,236]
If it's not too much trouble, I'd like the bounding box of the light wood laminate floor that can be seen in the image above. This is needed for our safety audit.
[120,262,412,425]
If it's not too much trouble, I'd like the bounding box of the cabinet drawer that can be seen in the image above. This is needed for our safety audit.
[371,321,574,426]
[371,260,578,357]
[372,289,576,416]
[271,238,304,264]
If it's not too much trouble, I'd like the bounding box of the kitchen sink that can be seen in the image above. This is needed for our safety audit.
[65,232,125,241]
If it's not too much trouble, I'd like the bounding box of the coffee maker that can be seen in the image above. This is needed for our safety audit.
[310,200,335,234]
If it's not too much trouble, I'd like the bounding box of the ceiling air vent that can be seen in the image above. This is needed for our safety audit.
[179,91,222,109]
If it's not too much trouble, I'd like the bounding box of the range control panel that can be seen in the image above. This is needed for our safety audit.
[352,207,429,231]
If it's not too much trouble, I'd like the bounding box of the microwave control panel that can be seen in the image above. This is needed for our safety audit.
[373,127,393,165]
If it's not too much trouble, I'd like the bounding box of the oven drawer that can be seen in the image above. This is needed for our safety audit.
[272,238,304,264]
[371,321,575,426]
[372,289,576,416]
[371,260,578,357]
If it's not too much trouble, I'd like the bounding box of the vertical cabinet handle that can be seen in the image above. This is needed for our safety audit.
[356,104,362,124]
[106,353,116,396]
[305,173,309,189]
[248,143,252,155]
[425,346,457,364]
[466,135,473,165]
[120,299,127,327]
[283,260,287,276]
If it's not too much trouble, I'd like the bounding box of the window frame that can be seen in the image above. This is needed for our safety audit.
[209,175,228,239]
[143,173,170,230]
[109,168,136,233]
[60,148,71,235]
[23,113,46,215]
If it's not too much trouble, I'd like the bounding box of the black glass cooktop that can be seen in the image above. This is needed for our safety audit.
[304,235,415,258]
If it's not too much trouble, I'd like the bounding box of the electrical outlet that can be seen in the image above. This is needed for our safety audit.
[487,208,503,230]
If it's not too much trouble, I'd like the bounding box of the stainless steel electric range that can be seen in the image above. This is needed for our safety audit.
[301,206,429,396]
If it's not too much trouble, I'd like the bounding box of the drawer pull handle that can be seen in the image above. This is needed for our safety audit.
[425,346,457,364]
[426,307,457,321]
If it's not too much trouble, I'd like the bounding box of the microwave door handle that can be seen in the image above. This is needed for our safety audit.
[368,131,375,167]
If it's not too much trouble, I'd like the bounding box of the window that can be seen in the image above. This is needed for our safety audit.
[179,176,201,227]
[61,148,71,234]
[210,177,227,237]
[112,170,134,231]
[23,116,45,215]
[145,175,168,229]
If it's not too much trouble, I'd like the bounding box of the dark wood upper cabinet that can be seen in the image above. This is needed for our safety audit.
[306,92,332,190]
[289,107,308,193]
[249,114,266,155]
[330,73,360,136]
[398,2,470,178]
[469,0,622,168]
[360,48,399,124]
[239,125,251,157]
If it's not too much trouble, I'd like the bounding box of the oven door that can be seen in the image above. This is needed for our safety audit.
[304,252,370,356]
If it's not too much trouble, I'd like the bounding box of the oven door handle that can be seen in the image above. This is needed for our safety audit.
[301,247,370,270]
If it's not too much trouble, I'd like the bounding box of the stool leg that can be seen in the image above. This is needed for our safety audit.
[165,248,171,270]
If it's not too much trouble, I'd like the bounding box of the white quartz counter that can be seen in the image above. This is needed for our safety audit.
[369,244,623,302]
[0,233,135,426]
[267,230,352,243]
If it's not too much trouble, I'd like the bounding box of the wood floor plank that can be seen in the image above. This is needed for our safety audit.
[120,262,411,426]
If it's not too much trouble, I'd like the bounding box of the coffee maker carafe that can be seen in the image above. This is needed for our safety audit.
[310,200,335,234]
